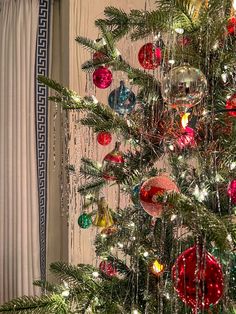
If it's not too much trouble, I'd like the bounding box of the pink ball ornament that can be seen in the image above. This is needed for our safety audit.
[172,245,224,311]
[99,260,117,277]
[138,43,162,70]
[93,66,112,89]
[176,127,196,150]
[139,176,179,217]
[227,179,236,204]
[97,131,112,146]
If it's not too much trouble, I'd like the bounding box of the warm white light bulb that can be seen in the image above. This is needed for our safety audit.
[92,271,99,278]
[233,0,236,10]
[143,251,149,257]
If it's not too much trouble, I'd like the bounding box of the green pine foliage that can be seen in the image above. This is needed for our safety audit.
[1,0,236,313]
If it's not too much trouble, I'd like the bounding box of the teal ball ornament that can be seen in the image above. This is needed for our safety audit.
[108,81,136,115]
[78,213,92,229]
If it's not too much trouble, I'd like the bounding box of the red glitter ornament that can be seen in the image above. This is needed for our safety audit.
[102,142,124,180]
[139,176,179,217]
[227,179,236,204]
[225,93,236,117]
[93,66,112,89]
[99,260,117,277]
[93,51,107,62]
[177,36,191,46]
[172,245,224,311]
[227,16,236,35]
[138,43,162,70]
[97,131,112,146]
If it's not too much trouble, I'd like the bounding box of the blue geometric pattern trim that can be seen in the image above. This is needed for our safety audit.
[35,0,51,281]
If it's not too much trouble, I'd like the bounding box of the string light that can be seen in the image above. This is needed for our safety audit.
[175,28,184,34]
[143,251,149,257]
[233,0,236,11]
[230,162,236,170]
[92,271,99,278]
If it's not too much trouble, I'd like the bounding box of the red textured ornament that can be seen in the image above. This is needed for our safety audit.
[138,43,162,70]
[227,16,236,35]
[177,36,191,46]
[93,66,112,89]
[97,131,112,146]
[102,142,124,180]
[172,245,224,311]
[93,51,106,62]
[226,94,236,117]
[227,179,236,204]
[176,127,196,150]
[139,176,179,217]
[99,260,117,277]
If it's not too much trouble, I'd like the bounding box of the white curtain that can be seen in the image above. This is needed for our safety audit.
[0,0,41,302]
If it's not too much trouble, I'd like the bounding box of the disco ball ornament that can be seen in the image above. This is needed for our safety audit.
[97,131,112,146]
[78,213,92,229]
[102,141,124,180]
[172,245,224,311]
[225,93,236,117]
[108,81,136,115]
[139,176,179,217]
[227,16,236,35]
[138,43,162,70]
[162,64,207,108]
[227,179,236,204]
[93,66,112,89]
[99,260,117,277]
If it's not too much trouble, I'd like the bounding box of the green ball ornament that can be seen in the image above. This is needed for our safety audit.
[78,213,92,229]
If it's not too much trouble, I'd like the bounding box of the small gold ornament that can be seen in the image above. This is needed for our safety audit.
[149,260,164,276]
[93,197,114,228]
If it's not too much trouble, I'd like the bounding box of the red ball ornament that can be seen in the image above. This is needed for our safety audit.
[227,179,236,204]
[93,66,112,89]
[172,245,224,311]
[102,142,124,180]
[225,93,236,117]
[99,260,117,277]
[97,131,112,146]
[227,16,236,36]
[138,43,162,70]
[139,176,179,217]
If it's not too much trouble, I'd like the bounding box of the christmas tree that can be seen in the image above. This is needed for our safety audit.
[1,0,236,313]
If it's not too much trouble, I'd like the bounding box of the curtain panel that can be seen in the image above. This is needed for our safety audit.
[0,0,51,302]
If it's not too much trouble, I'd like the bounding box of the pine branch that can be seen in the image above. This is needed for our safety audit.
[0,295,68,314]
[77,179,107,195]
[96,7,131,40]
[166,193,231,250]
[75,36,100,53]
[33,280,62,294]
[80,157,103,179]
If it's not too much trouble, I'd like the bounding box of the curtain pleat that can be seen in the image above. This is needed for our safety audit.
[0,0,41,302]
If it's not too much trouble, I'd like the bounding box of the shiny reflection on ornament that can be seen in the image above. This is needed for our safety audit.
[162,64,207,108]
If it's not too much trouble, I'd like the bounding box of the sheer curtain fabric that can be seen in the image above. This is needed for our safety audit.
[0,0,41,302]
